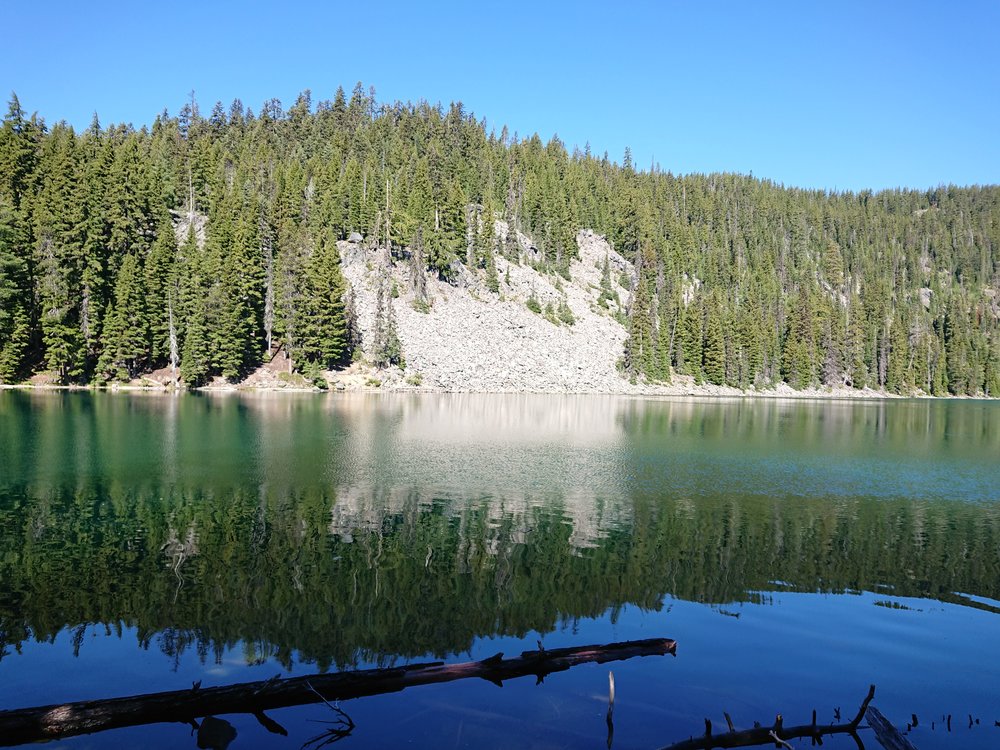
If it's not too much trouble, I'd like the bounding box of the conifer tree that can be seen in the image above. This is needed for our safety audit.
[274,222,308,361]
[176,226,210,384]
[476,207,500,293]
[944,297,971,395]
[76,120,113,362]
[300,233,349,368]
[96,253,149,380]
[0,95,40,210]
[410,226,429,308]
[679,300,703,380]
[34,126,86,381]
[845,298,868,388]
[984,339,1000,397]
[702,300,726,385]
[0,199,30,381]
[655,297,674,383]
[372,272,402,368]
[624,247,656,378]
[144,223,177,365]
[0,97,39,381]
[886,311,910,393]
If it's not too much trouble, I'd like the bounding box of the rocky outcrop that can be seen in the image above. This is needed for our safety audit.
[338,227,645,393]
[171,209,208,249]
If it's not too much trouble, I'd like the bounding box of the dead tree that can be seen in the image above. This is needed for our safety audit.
[0,637,676,747]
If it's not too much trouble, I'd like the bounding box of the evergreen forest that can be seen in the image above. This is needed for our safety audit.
[1,85,998,394]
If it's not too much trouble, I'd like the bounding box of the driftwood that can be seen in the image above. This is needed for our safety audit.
[658,684,876,750]
[0,637,675,747]
[866,706,918,750]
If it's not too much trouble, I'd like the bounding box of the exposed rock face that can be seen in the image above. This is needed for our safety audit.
[919,287,933,310]
[171,209,208,249]
[338,228,642,393]
[681,274,701,307]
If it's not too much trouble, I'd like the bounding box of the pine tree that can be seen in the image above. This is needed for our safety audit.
[372,272,403,368]
[176,226,210,385]
[502,209,520,261]
[179,301,210,386]
[0,94,40,210]
[886,311,910,393]
[944,297,971,395]
[822,238,844,288]
[223,207,265,374]
[476,208,500,293]
[300,233,350,368]
[144,222,177,365]
[410,226,429,309]
[931,335,949,396]
[342,156,364,236]
[655,297,674,383]
[274,221,308,361]
[0,198,30,381]
[984,338,1000,397]
[34,126,86,381]
[96,253,149,380]
[845,297,868,388]
[76,121,113,363]
[624,247,656,378]
[679,299,704,380]
[106,133,156,259]
[782,291,817,389]
[702,300,726,385]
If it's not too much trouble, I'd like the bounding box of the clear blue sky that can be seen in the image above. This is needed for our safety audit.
[3,1,998,191]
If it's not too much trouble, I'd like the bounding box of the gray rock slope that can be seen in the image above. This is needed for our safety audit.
[339,226,643,393]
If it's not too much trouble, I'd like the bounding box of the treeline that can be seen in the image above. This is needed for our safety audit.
[1,86,998,393]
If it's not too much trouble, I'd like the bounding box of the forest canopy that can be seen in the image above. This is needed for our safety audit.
[0,86,997,394]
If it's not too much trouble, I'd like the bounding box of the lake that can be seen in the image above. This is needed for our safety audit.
[0,391,998,749]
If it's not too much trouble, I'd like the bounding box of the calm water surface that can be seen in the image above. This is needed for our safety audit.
[0,392,998,749]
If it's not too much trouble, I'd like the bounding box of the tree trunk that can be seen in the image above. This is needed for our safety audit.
[0,638,675,747]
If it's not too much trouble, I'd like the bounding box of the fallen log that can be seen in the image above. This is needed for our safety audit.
[0,637,675,746]
[658,684,876,750]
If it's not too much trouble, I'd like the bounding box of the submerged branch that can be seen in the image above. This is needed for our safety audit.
[866,706,918,750]
[658,684,875,750]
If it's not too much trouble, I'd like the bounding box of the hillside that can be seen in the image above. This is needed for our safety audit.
[1,88,998,395]
[242,224,883,396]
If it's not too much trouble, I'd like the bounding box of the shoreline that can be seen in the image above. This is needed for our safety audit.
[2,380,995,401]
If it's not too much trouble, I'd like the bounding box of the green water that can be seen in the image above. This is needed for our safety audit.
[1,392,998,749]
